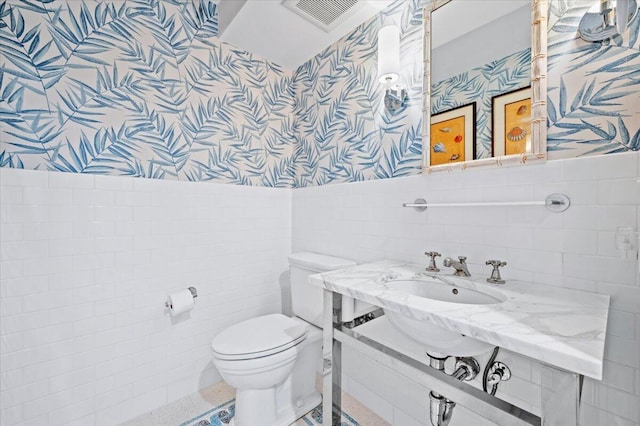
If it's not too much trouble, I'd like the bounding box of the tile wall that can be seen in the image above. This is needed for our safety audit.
[0,169,292,425]
[293,151,640,425]
[1,152,639,426]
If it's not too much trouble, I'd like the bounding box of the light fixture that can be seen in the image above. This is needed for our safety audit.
[377,25,407,113]
[578,0,638,42]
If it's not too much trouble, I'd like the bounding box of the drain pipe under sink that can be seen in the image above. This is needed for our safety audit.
[428,356,481,426]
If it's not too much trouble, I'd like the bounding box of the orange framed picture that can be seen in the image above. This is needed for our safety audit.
[429,103,476,166]
[492,87,532,157]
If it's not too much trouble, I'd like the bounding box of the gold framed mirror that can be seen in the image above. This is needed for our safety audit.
[423,0,548,172]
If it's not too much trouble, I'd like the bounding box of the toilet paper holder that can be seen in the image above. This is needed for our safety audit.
[165,287,198,308]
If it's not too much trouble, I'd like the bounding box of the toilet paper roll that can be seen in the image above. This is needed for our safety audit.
[167,289,195,316]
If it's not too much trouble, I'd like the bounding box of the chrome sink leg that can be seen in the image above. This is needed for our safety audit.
[541,364,583,426]
[322,290,343,425]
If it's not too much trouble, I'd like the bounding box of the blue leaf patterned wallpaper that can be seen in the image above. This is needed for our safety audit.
[547,0,640,155]
[0,0,297,186]
[1,0,639,188]
[292,0,424,187]
[292,0,640,187]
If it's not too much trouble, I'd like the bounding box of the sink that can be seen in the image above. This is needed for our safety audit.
[383,277,506,357]
[386,279,504,305]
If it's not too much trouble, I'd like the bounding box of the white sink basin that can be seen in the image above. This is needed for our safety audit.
[383,276,506,357]
[386,279,504,304]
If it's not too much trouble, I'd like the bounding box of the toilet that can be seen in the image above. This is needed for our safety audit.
[210,252,365,426]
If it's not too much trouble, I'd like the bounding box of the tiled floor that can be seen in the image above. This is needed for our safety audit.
[121,380,390,426]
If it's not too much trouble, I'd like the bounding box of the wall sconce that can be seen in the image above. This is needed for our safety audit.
[378,25,407,113]
[578,0,638,42]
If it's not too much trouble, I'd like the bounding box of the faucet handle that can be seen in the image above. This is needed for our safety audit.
[486,260,507,284]
[425,251,441,272]
[458,256,467,264]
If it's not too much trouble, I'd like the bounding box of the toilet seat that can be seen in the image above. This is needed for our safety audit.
[212,314,308,361]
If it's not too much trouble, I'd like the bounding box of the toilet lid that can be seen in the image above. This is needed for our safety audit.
[211,314,308,360]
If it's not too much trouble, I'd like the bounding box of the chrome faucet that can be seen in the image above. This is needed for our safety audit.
[443,256,471,277]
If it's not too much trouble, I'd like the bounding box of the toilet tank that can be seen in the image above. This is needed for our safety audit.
[288,252,374,328]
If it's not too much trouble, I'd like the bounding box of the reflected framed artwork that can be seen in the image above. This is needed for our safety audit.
[492,87,532,157]
[429,103,476,166]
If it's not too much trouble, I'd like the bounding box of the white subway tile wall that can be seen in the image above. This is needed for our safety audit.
[293,151,640,426]
[0,169,292,426]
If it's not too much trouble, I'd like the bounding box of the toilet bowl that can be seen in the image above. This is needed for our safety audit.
[212,314,317,426]
[211,252,367,426]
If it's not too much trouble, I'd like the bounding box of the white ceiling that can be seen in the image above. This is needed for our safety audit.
[218,0,393,70]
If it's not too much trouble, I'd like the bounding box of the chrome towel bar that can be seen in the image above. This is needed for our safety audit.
[403,193,570,213]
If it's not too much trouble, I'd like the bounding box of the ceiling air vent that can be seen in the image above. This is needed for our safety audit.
[282,0,363,32]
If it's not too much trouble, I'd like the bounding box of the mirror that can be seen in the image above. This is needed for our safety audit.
[423,0,548,172]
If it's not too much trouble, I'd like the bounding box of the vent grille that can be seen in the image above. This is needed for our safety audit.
[295,0,359,26]
[282,0,367,32]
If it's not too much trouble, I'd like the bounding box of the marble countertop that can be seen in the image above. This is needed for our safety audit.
[310,260,610,380]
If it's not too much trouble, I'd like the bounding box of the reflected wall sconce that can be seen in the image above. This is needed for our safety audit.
[578,0,638,42]
[378,25,407,113]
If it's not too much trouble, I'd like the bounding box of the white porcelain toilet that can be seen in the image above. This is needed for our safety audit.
[210,252,362,426]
